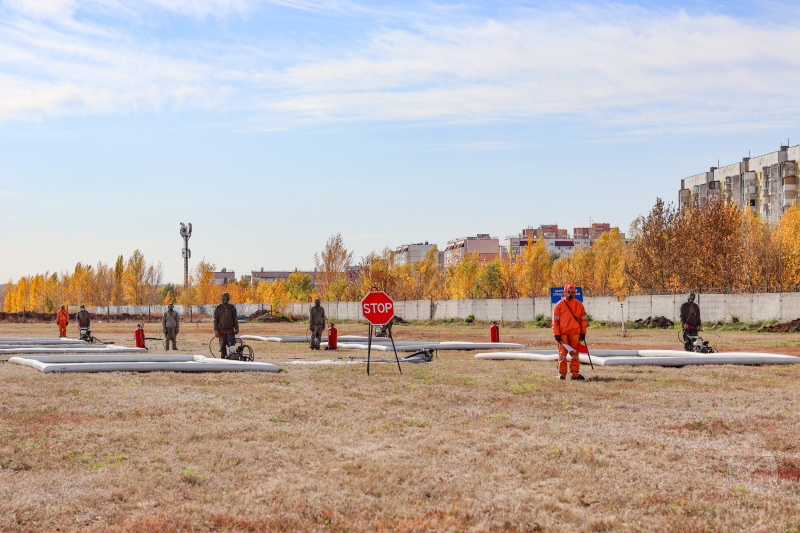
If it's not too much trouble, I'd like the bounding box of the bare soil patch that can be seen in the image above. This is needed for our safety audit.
[1,321,800,531]
[761,318,800,333]
[633,315,675,328]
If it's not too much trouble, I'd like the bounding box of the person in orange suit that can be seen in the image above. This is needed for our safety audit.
[552,283,588,381]
[56,304,69,337]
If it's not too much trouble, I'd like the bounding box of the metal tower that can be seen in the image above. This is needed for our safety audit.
[180,222,192,288]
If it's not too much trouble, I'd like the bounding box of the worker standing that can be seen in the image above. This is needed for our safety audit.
[56,305,69,337]
[162,303,180,351]
[214,292,239,359]
[309,298,326,350]
[76,304,91,340]
[552,283,588,381]
[679,292,701,352]
[76,305,90,329]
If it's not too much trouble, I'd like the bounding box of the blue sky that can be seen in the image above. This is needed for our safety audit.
[2,0,800,284]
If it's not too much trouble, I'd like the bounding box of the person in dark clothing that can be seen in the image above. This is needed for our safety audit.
[76,305,90,329]
[77,305,91,341]
[213,292,239,359]
[309,298,326,350]
[162,303,180,350]
[679,292,701,352]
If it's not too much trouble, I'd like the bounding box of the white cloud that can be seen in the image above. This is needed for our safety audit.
[0,2,799,133]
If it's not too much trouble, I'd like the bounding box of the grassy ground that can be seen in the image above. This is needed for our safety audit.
[1,319,799,532]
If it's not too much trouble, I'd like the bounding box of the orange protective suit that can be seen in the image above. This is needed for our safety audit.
[56,306,69,338]
[552,285,588,378]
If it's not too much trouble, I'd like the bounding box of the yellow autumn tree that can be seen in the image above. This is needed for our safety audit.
[194,260,218,304]
[314,233,353,301]
[445,252,481,299]
[518,237,551,297]
[775,202,800,287]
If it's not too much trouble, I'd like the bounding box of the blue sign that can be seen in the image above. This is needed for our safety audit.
[550,286,583,303]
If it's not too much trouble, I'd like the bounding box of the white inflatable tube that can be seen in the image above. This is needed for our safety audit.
[9,355,279,373]
[329,341,526,352]
[582,354,800,366]
[0,338,88,345]
[0,345,147,355]
[11,354,197,363]
[475,350,800,366]
[241,335,313,343]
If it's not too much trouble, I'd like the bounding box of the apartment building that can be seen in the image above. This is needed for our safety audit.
[504,223,619,258]
[393,242,436,266]
[212,268,236,284]
[250,269,316,285]
[443,234,500,265]
[573,223,612,239]
[679,143,799,223]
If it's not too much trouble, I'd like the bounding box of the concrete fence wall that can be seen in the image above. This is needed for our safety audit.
[67,293,800,323]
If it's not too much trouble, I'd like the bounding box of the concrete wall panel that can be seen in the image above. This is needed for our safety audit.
[56,294,800,323]
[486,299,504,321]
[533,298,553,320]
[626,296,652,321]
[651,295,678,322]
[752,293,781,323]
[700,295,728,322]
[780,293,800,321]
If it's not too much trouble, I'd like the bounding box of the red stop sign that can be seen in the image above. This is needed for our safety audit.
[361,291,394,325]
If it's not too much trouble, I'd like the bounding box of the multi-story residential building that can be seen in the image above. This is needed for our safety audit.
[213,268,236,284]
[505,223,620,258]
[250,269,316,285]
[522,224,568,239]
[573,223,612,239]
[393,242,436,266]
[679,143,799,223]
[443,234,500,265]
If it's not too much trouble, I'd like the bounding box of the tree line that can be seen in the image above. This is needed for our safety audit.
[5,198,800,315]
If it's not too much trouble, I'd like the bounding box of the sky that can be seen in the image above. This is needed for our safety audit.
[2,0,800,284]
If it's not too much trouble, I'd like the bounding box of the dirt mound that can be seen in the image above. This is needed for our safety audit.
[247,310,290,323]
[761,319,800,333]
[635,316,675,328]
[0,311,55,322]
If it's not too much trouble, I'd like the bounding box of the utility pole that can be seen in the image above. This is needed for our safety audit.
[180,222,192,289]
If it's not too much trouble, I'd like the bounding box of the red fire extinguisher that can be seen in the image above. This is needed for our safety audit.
[134,324,146,349]
[490,321,500,343]
[327,323,338,350]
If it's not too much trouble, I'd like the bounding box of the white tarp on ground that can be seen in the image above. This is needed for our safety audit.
[242,335,524,351]
[0,338,88,345]
[327,341,526,352]
[9,354,280,373]
[475,349,800,366]
[0,345,147,355]
[284,354,434,365]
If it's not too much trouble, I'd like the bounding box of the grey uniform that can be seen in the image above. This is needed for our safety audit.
[162,308,180,350]
[76,309,90,329]
[309,304,326,349]
[214,302,239,358]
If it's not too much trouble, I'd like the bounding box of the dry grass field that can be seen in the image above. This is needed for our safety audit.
[1,318,800,532]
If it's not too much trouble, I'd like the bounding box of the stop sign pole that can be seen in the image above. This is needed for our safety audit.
[361,289,401,375]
